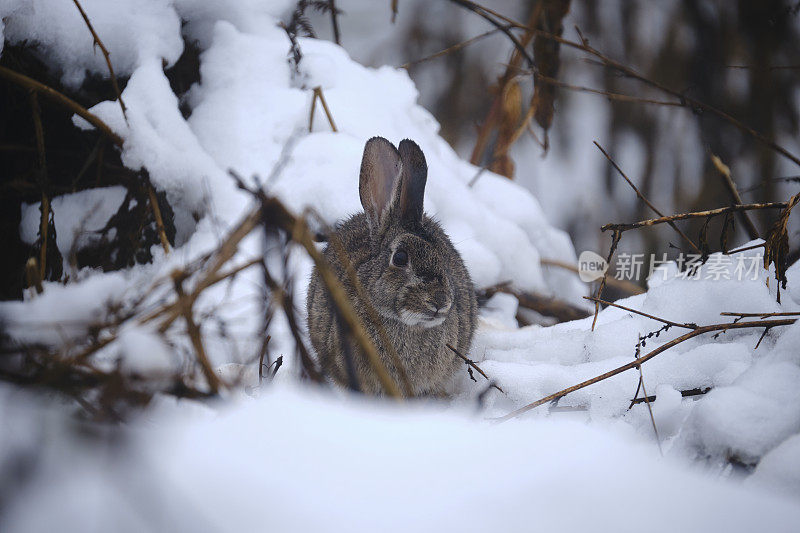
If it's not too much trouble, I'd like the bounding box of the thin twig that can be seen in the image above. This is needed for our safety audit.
[261,264,324,383]
[739,175,800,193]
[628,377,643,410]
[329,0,341,45]
[146,183,170,254]
[720,311,800,319]
[311,87,338,132]
[149,209,263,332]
[584,296,698,330]
[495,317,797,421]
[456,1,522,29]
[308,90,318,132]
[602,202,789,232]
[70,333,118,363]
[172,272,222,394]
[467,164,490,188]
[532,73,683,107]
[636,362,662,454]
[400,27,506,69]
[755,327,771,349]
[446,343,504,393]
[592,230,621,330]
[711,154,759,239]
[71,0,128,121]
[269,355,283,379]
[447,0,534,68]
[72,138,104,190]
[142,256,263,334]
[259,335,271,384]
[725,242,765,255]
[726,64,800,70]
[203,257,263,288]
[594,141,701,254]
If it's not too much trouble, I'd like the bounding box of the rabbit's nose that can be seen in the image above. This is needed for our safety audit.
[432,291,449,311]
[421,272,438,284]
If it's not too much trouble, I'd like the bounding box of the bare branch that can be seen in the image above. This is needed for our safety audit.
[172,272,223,394]
[400,27,507,69]
[584,296,697,330]
[446,343,504,393]
[309,87,338,132]
[495,317,797,422]
[146,183,171,254]
[71,0,128,121]
[711,154,759,239]
[480,283,591,323]
[602,202,789,232]
[0,66,124,146]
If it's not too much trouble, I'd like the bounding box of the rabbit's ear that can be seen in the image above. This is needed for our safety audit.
[397,139,427,226]
[360,137,402,232]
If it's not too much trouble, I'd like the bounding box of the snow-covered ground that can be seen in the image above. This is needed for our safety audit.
[2,1,800,530]
[2,383,800,532]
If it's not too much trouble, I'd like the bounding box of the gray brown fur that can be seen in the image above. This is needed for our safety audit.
[306,137,477,395]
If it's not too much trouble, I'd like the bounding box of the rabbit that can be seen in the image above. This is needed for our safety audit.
[306,136,478,396]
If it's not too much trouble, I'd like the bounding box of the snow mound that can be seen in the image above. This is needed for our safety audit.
[1,0,182,88]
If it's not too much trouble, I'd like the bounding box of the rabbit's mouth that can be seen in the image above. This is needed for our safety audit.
[399,305,449,328]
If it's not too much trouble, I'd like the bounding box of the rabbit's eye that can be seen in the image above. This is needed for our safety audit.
[392,249,409,267]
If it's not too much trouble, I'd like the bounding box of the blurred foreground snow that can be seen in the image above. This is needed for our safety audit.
[2,384,800,532]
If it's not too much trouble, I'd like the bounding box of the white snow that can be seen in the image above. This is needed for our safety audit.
[2,385,800,532]
[116,326,178,376]
[20,186,128,267]
[748,433,800,498]
[0,0,183,88]
[1,1,800,529]
[2,270,131,345]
